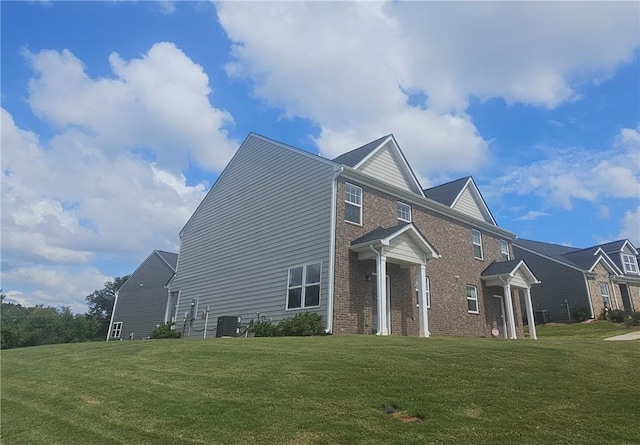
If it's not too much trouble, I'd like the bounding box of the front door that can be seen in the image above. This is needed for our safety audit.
[493,295,507,339]
[372,275,391,335]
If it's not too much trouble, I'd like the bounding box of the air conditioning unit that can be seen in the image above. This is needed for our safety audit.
[216,316,241,337]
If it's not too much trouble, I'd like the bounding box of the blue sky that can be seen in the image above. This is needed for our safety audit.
[2,1,639,313]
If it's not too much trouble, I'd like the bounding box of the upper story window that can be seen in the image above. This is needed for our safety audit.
[599,282,612,309]
[622,254,639,273]
[344,183,362,225]
[500,240,510,261]
[397,201,411,222]
[472,229,483,260]
[466,285,479,314]
[287,263,321,309]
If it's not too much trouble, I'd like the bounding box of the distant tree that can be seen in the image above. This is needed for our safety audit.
[85,276,129,339]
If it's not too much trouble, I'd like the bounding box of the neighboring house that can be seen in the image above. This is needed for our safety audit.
[108,250,178,340]
[168,133,539,339]
[513,239,640,322]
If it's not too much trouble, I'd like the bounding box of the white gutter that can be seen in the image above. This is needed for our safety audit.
[325,166,343,334]
[106,290,119,342]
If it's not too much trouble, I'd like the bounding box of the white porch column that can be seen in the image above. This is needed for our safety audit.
[524,287,537,340]
[418,263,430,337]
[503,282,517,339]
[376,253,389,336]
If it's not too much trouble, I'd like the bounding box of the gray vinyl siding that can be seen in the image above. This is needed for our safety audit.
[110,253,174,339]
[359,143,421,194]
[452,188,487,223]
[170,135,335,335]
[513,246,588,322]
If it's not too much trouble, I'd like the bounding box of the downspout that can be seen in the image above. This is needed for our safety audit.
[106,290,119,342]
[326,166,343,334]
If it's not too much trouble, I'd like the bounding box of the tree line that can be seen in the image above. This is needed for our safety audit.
[1,276,129,349]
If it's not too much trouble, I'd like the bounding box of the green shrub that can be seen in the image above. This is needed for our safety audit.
[150,322,181,339]
[624,311,640,327]
[248,312,323,337]
[278,312,323,336]
[606,309,626,323]
[571,306,591,322]
[249,321,279,337]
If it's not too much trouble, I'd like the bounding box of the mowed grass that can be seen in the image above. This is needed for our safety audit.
[2,323,639,445]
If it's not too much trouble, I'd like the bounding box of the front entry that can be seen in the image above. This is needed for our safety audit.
[372,275,391,335]
[493,295,507,339]
[620,284,634,312]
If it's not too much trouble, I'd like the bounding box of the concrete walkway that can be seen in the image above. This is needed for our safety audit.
[604,331,640,341]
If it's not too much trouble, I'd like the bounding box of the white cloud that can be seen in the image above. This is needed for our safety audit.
[216,1,639,178]
[618,206,640,246]
[26,42,236,173]
[1,42,235,311]
[490,126,640,210]
[2,266,110,314]
[516,211,552,221]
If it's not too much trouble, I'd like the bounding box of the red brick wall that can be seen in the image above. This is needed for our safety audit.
[333,178,523,338]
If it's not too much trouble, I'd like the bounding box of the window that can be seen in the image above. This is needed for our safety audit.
[415,276,430,308]
[472,229,483,260]
[287,263,321,309]
[600,282,612,309]
[466,285,479,313]
[622,254,639,273]
[344,183,362,225]
[111,322,122,338]
[500,240,510,261]
[397,201,411,222]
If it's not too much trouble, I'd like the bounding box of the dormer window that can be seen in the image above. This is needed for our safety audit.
[397,201,411,222]
[622,254,639,273]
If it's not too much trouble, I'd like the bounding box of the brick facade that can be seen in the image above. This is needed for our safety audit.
[333,178,524,338]
[586,263,622,317]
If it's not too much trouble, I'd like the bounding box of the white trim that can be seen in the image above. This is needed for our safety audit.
[351,223,440,260]
[106,290,119,341]
[285,262,322,310]
[418,264,430,337]
[500,239,510,261]
[397,201,411,222]
[599,282,612,309]
[524,288,537,340]
[416,276,431,309]
[344,182,363,226]
[502,282,517,339]
[326,167,342,333]
[466,285,479,314]
[450,177,497,226]
[110,321,123,339]
[583,274,595,319]
[587,253,623,275]
[339,168,515,240]
[472,229,484,260]
[622,253,639,274]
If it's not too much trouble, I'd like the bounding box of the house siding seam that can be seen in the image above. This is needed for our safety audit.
[110,253,175,340]
[333,178,522,338]
[170,136,335,335]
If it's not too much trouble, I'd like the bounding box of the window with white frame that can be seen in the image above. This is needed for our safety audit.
[111,322,123,338]
[344,183,362,225]
[599,282,612,309]
[287,263,321,309]
[622,254,639,273]
[397,201,411,222]
[500,239,510,261]
[415,276,430,308]
[466,285,479,313]
[472,229,483,260]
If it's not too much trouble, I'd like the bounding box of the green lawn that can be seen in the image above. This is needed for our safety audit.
[2,323,639,445]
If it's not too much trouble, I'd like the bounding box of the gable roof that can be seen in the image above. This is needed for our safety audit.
[513,238,623,275]
[423,176,496,226]
[156,250,178,270]
[423,176,470,206]
[118,249,178,292]
[350,222,440,259]
[481,259,540,282]
[333,135,425,196]
[332,135,390,167]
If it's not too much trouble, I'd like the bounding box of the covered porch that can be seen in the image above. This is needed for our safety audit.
[350,223,440,337]
[481,260,541,339]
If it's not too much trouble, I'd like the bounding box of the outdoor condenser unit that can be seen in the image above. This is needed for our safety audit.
[216,316,240,337]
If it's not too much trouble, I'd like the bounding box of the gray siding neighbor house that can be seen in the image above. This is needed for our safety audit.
[513,239,640,322]
[108,250,178,340]
[163,133,540,339]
